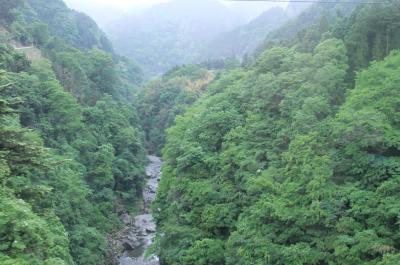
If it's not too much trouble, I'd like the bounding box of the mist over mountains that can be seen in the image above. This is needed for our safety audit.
[105,0,245,74]
[104,0,310,75]
[200,6,289,61]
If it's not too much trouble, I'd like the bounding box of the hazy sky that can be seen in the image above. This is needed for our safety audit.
[64,0,286,26]
[64,0,278,10]
[64,0,167,26]
[65,0,170,12]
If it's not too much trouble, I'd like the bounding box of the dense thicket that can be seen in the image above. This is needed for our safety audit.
[0,1,147,264]
[256,0,400,74]
[154,2,400,264]
[137,65,214,154]
[17,0,112,51]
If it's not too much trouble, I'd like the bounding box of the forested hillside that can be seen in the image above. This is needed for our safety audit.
[153,1,400,264]
[0,0,147,264]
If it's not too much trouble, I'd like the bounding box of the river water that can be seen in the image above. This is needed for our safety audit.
[119,155,162,265]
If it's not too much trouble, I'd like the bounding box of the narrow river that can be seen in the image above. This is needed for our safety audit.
[119,155,162,265]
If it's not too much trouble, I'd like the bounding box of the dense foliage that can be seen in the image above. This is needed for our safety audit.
[20,0,111,51]
[0,1,147,264]
[154,2,400,264]
[137,65,213,154]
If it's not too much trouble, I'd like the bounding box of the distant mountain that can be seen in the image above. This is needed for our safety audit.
[199,0,314,62]
[255,1,360,56]
[200,7,289,60]
[105,0,244,75]
[223,1,287,22]
[285,1,313,18]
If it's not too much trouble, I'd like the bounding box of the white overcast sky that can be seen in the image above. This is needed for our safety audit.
[64,0,169,26]
[64,0,172,12]
[64,0,286,26]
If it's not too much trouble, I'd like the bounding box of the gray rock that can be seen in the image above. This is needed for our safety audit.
[122,214,133,225]
[122,240,135,250]
[114,156,162,265]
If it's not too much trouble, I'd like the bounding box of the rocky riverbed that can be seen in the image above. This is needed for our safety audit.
[109,156,162,265]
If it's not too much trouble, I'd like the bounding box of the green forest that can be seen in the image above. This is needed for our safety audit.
[0,0,146,264]
[1,0,400,265]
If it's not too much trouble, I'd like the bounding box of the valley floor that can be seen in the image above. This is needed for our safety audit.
[118,156,162,265]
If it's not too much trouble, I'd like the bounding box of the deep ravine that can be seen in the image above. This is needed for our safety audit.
[118,155,162,265]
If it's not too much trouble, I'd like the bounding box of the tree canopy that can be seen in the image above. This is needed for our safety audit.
[153,2,400,264]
